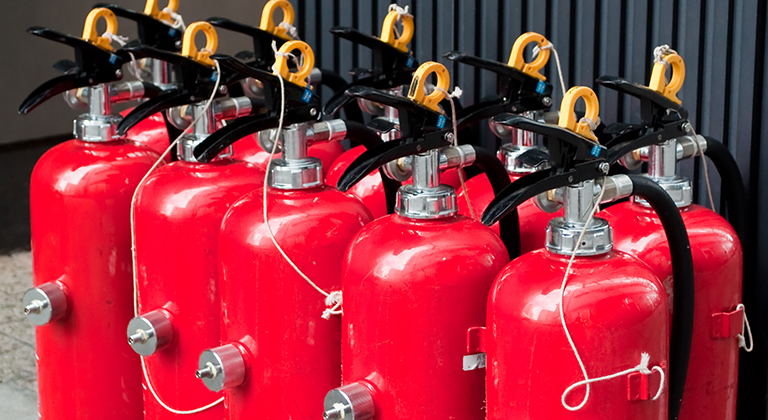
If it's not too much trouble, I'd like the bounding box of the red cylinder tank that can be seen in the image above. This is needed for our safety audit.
[599,201,743,420]
[27,138,160,420]
[209,185,372,419]
[121,110,169,156]
[232,134,344,176]
[485,248,669,419]
[339,214,509,419]
[457,172,561,253]
[131,158,265,420]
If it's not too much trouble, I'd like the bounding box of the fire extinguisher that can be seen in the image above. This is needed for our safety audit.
[593,49,747,420]
[118,22,267,420]
[446,32,564,253]
[19,8,163,420]
[97,0,188,155]
[188,42,374,420]
[207,0,351,173]
[321,62,516,420]
[480,86,695,420]
[323,5,419,218]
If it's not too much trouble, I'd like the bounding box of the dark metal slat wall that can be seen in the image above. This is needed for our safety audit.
[297,0,767,416]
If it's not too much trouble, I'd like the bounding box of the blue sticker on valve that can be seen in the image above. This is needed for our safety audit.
[301,89,313,103]
[406,56,414,67]
[109,54,118,64]
[437,115,446,129]
[536,80,546,94]
[168,29,177,37]
[591,145,601,157]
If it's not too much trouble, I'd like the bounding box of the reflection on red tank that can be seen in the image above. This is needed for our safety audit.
[232,134,344,176]
[121,109,169,157]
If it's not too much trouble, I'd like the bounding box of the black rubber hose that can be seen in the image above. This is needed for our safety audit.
[469,146,519,259]
[702,136,747,240]
[628,175,694,420]
[320,68,364,123]
[344,121,400,214]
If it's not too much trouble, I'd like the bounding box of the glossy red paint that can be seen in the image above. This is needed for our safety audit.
[217,185,373,420]
[599,202,743,420]
[120,109,169,156]
[326,145,464,218]
[231,134,344,176]
[486,248,669,420]
[457,173,561,253]
[133,158,265,420]
[342,214,509,419]
[30,139,160,420]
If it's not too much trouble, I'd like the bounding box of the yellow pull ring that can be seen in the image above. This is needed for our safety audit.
[407,61,450,113]
[272,40,315,88]
[181,22,218,67]
[558,86,600,142]
[82,8,119,52]
[379,9,414,53]
[259,0,296,41]
[648,53,685,105]
[143,0,180,25]
[508,32,551,81]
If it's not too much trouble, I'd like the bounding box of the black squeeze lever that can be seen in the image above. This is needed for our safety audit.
[192,51,322,163]
[481,114,608,227]
[18,22,129,115]
[206,17,287,71]
[323,9,419,115]
[94,3,183,52]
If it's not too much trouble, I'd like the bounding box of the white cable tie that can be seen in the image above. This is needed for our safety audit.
[129,60,223,414]
[162,7,186,32]
[388,3,412,17]
[532,41,567,99]
[578,116,601,132]
[278,21,300,40]
[737,303,754,352]
[653,44,678,83]
[266,40,341,320]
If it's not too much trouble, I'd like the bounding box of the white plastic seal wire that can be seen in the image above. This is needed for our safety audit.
[434,85,476,219]
[279,21,300,40]
[558,177,666,411]
[388,3,412,38]
[129,57,224,414]
[533,42,567,99]
[104,32,144,82]
[265,40,343,320]
[653,44,716,212]
[162,7,186,32]
[737,303,754,352]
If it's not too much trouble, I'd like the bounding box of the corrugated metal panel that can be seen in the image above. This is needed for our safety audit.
[295,2,768,416]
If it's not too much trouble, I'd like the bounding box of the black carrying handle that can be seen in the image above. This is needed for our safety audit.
[117,88,187,134]
[206,17,285,70]
[94,3,183,52]
[628,175,694,420]
[596,75,687,119]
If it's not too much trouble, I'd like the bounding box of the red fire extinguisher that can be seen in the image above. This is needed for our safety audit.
[481,86,695,420]
[99,0,189,155]
[594,49,746,420]
[189,41,374,420]
[118,22,267,420]
[208,0,348,174]
[321,62,516,420]
[447,32,563,253]
[19,8,163,420]
[323,7,419,217]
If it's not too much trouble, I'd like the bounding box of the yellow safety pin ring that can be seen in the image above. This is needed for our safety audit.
[82,8,119,52]
[648,53,685,105]
[379,9,414,53]
[144,0,180,25]
[558,86,600,142]
[273,40,315,88]
[260,0,296,41]
[508,32,551,81]
[181,22,218,67]
[407,61,450,113]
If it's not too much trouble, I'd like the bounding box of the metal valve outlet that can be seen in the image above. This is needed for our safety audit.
[126,309,174,356]
[323,382,375,420]
[22,282,69,326]
[196,344,246,392]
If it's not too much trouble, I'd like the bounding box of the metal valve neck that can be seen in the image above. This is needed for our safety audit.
[149,58,176,90]
[178,102,224,162]
[634,138,692,208]
[395,148,458,220]
[492,111,549,174]
[75,84,123,143]
[547,179,613,256]
[267,122,324,190]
